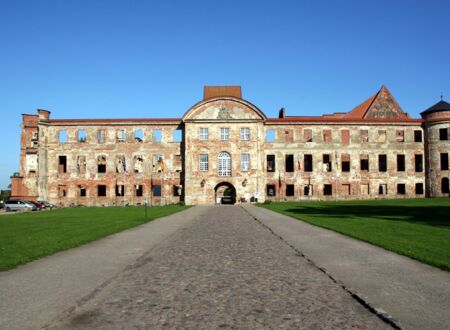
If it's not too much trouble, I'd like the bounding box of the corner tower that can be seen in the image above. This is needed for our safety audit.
[421,100,450,196]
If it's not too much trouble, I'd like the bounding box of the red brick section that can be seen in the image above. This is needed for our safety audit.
[204,86,242,100]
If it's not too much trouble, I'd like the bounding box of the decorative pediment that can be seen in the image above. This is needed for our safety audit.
[183,98,266,122]
[364,86,408,119]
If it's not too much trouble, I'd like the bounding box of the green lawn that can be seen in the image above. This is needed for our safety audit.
[0,205,189,271]
[259,198,450,271]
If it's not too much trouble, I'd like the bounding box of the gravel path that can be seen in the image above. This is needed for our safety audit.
[47,205,388,329]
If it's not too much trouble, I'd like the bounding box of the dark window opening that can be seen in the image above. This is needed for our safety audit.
[267,184,276,197]
[323,184,333,196]
[304,154,313,172]
[267,155,275,172]
[173,185,182,197]
[285,154,294,172]
[441,153,449,170]
[378,184,387,195]
[323,154,332,172]
[79,186,86,197]
[414,130,422,142]
[360,155,369,171]
[415,183,424,195]
[152,185,161,197]
[286,184,295,196]
[58,156,67,173]
[415,154,423,172]
[397,184,406,195]
[135,185,143,197]
[442,178,449,194]
[98,185,106,197]
[379,154,387,172]
[97,155,107,173]
[115,185,125,196]
[397,154,405,172]
[341,154,350,172]
[303,184,313,196]
[439,128,448,141]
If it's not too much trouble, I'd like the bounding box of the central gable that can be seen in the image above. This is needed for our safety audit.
[183,98,266,122]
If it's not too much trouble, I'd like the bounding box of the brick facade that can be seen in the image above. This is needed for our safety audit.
[11,86,450,206]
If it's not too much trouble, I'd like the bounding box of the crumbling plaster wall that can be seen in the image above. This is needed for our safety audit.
[263,123,425,201]
[39,122,183,207]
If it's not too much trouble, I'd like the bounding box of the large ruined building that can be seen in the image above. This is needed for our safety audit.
[10,85,450,206]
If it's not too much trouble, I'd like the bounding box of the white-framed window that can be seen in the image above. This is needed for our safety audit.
[218,151,232,176]
[199,154,209,171]
[240,127,250,141]
[199,127,208,141]
[240,153,250,172]
[220,128,229,141]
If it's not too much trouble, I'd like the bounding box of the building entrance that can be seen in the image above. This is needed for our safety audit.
[214,182,236,204]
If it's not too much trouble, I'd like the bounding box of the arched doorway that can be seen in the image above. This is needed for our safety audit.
[214,182,236,204]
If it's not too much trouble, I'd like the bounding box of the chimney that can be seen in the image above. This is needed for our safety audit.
[279,107,285,118]
[37,109,51,120]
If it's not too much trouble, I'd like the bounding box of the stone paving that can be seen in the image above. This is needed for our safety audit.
[47,205,388,329]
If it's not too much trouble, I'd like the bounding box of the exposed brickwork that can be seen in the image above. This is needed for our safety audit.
[10,86,450,205]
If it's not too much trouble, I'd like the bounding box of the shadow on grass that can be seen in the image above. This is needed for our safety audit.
[282,205,450,228]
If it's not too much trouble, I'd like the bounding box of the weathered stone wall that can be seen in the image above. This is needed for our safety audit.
[263,123,425,201]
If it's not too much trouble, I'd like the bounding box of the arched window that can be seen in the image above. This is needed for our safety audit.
[218,152,232,176]
[442,177,449,194]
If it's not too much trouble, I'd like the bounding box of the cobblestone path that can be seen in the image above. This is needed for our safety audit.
[48,206,388,329]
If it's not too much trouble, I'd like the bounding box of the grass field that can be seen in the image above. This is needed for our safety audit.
[259,198,450,271]
[0,205,189,271]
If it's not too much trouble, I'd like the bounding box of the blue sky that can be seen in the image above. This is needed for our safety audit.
[1,0,449,189]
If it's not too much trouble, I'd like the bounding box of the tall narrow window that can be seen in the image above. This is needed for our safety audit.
[360,154,369,171]
[79,185,86,197]
[77,130,87,143]
[441,153,449,170]
[134,155,144,173]
[323,129,332,142]
[341,154,350,172]
[135,185,143,197]
[240,127,250,141]
[341,130,350,145]
[220,128,229,141]
[117,129,126,143]
[397,154,405,172]
[304,154,313,172]
[267,155,275,172]
[98,185,106,197]
[442,177,450,194]
[414,130,423,142]
[240,153,250,172]
[266,129,275,142]
[153,130,162,142]
[285,154,294,172]
[322,154,332,172]
[396,130,404,142]
[115,185,125,196]
[379,154,387,172]
[199,154,209,171]
[58,156,67,173]
[439,128,448,141]
[97,155,107,173]
[218,152,231,176]
[134,129,143,142]
[199,127,208,141]
[415,183,424,194]
[173,129,182,142]
[97,129,106,143]
[59,130,67,143]
[286,184,295,196]
[415,154,423,172]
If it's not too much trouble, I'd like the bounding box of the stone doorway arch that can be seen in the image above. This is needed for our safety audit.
[214,182,236,204]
